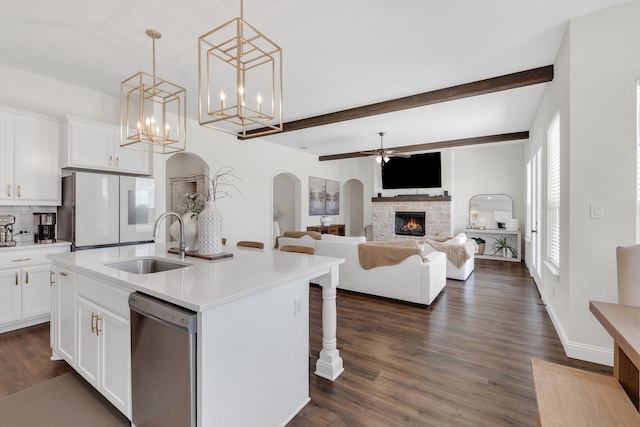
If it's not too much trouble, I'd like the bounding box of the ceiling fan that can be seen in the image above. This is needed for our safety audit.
[359,132,411,164]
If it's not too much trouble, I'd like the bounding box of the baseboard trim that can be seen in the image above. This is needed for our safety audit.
[544,303,613,366]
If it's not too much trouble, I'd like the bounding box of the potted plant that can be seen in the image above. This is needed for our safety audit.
[490,235,517,258]
[470,237,486,255]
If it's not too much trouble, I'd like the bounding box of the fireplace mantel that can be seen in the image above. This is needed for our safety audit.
[372,195,451,202]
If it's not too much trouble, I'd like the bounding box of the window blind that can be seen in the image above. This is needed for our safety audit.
[547,113,560,269]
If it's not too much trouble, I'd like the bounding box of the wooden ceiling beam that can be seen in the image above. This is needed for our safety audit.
[318,131,529,161]
[240,65,553,139]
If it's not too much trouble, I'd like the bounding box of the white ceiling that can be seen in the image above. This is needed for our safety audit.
[0,0,630,157]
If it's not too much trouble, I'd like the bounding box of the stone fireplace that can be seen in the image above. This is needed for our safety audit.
[395,212,426,236]
[371,195,451,241]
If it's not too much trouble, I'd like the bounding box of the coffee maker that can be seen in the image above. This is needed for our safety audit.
[0,215,16,247]
[34,213,56,244]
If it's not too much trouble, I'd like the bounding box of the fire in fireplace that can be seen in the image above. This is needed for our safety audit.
[395,212,426,236]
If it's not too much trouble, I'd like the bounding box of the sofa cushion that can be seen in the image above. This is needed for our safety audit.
[321,234,366,243]
[445,233,467,245]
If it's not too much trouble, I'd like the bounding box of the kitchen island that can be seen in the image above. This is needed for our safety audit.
[48,242,345,427]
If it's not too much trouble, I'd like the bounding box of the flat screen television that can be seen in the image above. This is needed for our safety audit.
[381,152,441,189]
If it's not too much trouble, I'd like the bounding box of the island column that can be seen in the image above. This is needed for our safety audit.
[315,264,344,380]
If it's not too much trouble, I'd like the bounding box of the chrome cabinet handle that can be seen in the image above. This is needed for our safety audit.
[109,155,113,166]
[12,258,31,262]
[15,273,18,286]
[95,316,102,336]
[116,156,120,167]
[91,313,97,333]
[50,270,55,286]
[17,185,21,197]
[25,271,29,284]
[7,184,10,197]
[59,271,68,277]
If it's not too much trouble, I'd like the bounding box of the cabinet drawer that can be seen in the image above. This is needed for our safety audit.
[77,275,130,319]
[0,245,70,268]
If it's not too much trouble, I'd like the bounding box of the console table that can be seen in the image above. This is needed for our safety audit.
[590,300,640,409]
[307,224,345,236]
[465,228,521,262]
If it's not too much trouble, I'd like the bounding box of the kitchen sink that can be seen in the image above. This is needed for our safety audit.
[105,257,192,274]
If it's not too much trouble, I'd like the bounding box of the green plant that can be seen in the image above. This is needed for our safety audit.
[491,235,517,257]
[176,192,205,218]
[470,237,485,245]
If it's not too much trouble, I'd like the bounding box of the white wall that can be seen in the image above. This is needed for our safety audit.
[527,0,640,365]
[451,143,526,236]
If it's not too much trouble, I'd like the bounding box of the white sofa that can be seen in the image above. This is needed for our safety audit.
[421,233,476,281]
[277,234,447,305]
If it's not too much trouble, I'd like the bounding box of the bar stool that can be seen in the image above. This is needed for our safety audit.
[237,241,264,249]
[280,245,315,255]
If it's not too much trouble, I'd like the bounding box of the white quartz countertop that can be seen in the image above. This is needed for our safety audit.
[47,242,344,312]
[0,240,72,252]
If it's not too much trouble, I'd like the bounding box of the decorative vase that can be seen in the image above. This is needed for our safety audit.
[170,213,198,251]
[477,243,485,255]
[198,201,223,256]
[320,215,331,226]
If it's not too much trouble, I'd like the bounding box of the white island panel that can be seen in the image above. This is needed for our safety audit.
[199,276,310,427]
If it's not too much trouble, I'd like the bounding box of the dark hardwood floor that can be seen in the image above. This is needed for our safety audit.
[0,323,71,398]
[292,259,611,427]
[0,259,611,426]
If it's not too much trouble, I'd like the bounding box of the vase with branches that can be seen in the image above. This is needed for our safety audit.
[198,166,243,256]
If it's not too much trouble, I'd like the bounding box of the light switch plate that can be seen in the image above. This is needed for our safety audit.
[590,204,604,219]
[294,296,303,317]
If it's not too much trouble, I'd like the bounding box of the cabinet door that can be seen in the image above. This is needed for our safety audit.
[13,114,60,204]
[99,308,131,417]
[21,264,53,319]
[76,296,100,389]
[0,115,14,203]
[54,269,76,365]
[0,268,21,325]
[67,119,114,170]
[114,143,151,175]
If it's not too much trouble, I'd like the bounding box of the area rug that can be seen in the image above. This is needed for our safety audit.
[0,372,129,427]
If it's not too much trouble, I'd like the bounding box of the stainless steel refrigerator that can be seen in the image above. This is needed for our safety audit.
[58,171,156,250]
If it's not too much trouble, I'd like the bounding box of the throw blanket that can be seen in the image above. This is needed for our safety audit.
[357,240,423,270]
[422,238,478,268]
[274,230,322,248]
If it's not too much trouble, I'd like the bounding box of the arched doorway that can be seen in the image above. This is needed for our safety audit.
[343,179,364,236]
[165,152,209,240]
[272,172,301,246]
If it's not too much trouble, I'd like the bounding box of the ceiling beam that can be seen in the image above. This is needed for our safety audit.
[240,65,553,139]
[318,131,529,161]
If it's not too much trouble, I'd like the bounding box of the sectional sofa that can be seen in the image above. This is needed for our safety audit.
[276,234,447,305]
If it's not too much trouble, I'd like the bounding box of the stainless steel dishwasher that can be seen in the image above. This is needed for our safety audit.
[129,292,197,427]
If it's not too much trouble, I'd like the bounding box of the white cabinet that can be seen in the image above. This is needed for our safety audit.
[75,275,131,418]
[51,268,76,365]
[62,115,151,175]
[0,107,61,205]
[0,265,53,330]
[0,243,71,333]
[0,268,21,325]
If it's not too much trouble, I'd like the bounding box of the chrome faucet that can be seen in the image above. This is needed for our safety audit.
[153,212,188,260]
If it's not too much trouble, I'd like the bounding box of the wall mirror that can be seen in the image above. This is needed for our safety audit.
[468,194,513,229]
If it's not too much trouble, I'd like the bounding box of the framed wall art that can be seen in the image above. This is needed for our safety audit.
[308,177,340,215]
